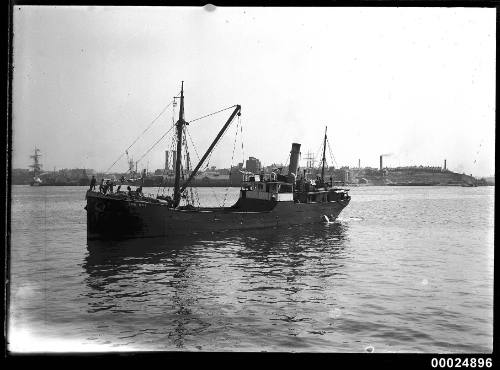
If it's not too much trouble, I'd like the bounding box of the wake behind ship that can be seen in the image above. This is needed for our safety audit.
[85,82,350,239]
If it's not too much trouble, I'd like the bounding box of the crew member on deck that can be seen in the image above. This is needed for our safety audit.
[102,180,109,195]
[90,175,96,191]
[99,179,105,193]
[108,180,114,193]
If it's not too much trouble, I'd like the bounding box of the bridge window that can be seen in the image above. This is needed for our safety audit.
[279,184,292,193]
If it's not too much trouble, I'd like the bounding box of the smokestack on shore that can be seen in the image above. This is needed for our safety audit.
[358,159,361,169]
[444,159,447,171]
[380,155,383,171]
[288,143,301,176]
[165,151,169,171]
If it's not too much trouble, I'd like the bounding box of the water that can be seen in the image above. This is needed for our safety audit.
[8,185,494,352]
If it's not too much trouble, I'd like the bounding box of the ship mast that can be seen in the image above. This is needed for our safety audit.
[172,81,241,208]
[321,126,327,181]
[173,81,186,208]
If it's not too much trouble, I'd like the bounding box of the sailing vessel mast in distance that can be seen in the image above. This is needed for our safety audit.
[29,147,43,186]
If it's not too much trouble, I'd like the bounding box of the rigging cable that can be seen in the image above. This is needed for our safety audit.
[326,137,338,168]
[203,116,235,172]
[135,123,176,167]
[240,112,245,167]
[185,126,218,206]
[196,105,240,171]
[314,141,324,171]
[183,127,200,208]
[198,114,238,205]
[283,153,290,172]
[156,103,240,203]
[182,129,191,205]
[185,127,202,170]
[187,105,238,124]
[184,128,201,207]
[162,124,179,197]
[222,116,240,207]
[104,98,176,173]
[160,103,179,198]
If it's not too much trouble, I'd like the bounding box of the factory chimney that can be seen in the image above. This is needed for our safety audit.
[358,159,361,169]
[380,155,383,171]
[444,159,447,171]
[288,143,301,176]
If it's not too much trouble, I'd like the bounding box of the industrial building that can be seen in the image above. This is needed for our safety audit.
[245,157,262,174]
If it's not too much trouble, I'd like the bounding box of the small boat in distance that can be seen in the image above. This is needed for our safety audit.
[85,82,351,239]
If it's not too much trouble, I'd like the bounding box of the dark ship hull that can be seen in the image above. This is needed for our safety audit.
[86,190,350,239]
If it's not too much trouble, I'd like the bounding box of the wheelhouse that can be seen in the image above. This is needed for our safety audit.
[240,172,294,202]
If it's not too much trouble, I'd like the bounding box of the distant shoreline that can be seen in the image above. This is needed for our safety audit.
[11,183,494,187]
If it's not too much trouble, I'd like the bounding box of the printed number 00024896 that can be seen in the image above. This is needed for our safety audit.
[431,358,492,368]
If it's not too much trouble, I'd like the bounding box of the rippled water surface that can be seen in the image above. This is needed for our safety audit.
[8,186,494,352]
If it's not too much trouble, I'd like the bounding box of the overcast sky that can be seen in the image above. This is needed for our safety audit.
[12,6,495,177]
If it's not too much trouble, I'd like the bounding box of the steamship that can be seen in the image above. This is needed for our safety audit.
[85,82,350,239]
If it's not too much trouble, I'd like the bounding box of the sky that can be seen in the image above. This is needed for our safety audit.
[12,6,496,177]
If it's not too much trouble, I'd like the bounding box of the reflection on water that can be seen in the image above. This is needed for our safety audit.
[84,223,349,279]
[83,223,348,350]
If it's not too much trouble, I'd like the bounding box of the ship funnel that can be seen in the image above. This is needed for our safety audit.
[288,143,301,176]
